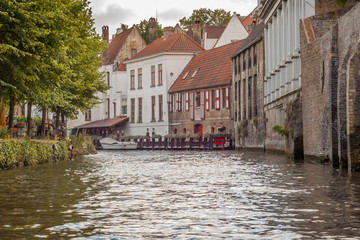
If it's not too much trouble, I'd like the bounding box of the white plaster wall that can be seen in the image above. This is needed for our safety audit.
[214,15,249,48]
[126,53,195,136]
[204,38,218,50]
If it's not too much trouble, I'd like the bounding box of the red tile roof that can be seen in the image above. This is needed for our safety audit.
[75,117,128,129]
[114,62,127,71]
[241,13,254,33]
[103,28,132,65]
[204,25,226,39]
[131,33,204,60]
[169,40,244,93]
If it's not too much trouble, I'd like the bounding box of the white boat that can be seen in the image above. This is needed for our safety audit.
[99,137,138,150]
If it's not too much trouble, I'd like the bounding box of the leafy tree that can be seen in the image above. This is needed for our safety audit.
[136,19,163,44]
[121,23,129,31]
[334,0,352,8]
[179,8,232,32]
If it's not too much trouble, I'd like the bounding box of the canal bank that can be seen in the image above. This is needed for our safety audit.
[0,135,96,170]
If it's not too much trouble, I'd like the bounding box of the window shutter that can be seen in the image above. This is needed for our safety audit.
[185,92,189,111]
[190,92,194,120]
[175,93,179,112]
[169,94,173,113]
[200,91,205,120]
[215,89,220,110]
[226,87,230,109]
[205,90,210,111]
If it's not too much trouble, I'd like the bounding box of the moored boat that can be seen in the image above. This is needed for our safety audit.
[99,137,138,150]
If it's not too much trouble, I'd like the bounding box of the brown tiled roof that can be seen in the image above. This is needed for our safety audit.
[204,25,226,39]
[231,22,264,58]
[131,33,204,60]
[241,13,254,33]
[169,40,244,93]
[75,117,128,129]
[103,28,132,65]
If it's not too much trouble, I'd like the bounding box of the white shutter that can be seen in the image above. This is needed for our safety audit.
[190,92,194,120]
[200,91,205,120]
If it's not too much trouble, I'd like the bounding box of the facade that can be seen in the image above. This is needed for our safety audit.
[125,33,204,136]
[68,26,146,135]
[168,40,244,135]
[300,3,360,171]
[231,22,265,149]
[259,0,315,158]
[202,25,226,50]
[214,14,249,48]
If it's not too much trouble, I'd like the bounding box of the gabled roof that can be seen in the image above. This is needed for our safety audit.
[241,13,254,33]
[103,28,132,65]
[204,25,226,39]
[231,22,264,58]
[114,62,127,72]
[169,40,244,93]
[130,33,204,60]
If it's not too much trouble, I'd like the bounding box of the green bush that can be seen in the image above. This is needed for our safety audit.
[0,126,10,139]
[272,125,289,138]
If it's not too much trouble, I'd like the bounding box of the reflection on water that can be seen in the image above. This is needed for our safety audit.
[1,150,360,239]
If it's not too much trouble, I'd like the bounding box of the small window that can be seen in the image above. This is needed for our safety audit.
[106,72,110,86]
[131,49,137,57]
[195,92,201,107]
[191,68,200,78]
[182,70,190,79]
[85,109,91,121]
[151,66,155,87]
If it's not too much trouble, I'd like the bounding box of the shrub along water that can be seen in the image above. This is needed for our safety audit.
[0,134,96,170]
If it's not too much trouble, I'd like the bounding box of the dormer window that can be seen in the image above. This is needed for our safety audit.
[182,70,190,79]
[191,68,200,78]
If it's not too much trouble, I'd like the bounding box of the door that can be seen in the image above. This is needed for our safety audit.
[194,124,203,135]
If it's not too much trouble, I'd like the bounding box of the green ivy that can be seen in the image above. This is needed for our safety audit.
[272,125,289,138]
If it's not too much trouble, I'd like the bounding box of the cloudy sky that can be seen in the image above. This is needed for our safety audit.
[90,0,258,35]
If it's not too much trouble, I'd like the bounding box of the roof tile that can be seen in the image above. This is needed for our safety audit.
[169,40,244,93]
[103,28,132,65]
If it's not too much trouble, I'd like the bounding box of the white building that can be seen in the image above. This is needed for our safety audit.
[67,26,146,135]
[213,13,250,48]
[260,0,315,104]
[124,33,204,136]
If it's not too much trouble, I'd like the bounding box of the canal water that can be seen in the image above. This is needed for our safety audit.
[1,151,360,239]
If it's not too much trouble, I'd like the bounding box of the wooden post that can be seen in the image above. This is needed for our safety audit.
[209,135,213,150]
[189,138,193,150]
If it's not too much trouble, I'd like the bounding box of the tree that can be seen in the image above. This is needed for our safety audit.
[179,8,231,33]
[334,0,352,8]
[136,19,163,45]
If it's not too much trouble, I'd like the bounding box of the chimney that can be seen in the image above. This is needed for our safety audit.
[187,25,193,38]
[192,20,201,45]
[102,26,109,43]
[148,17,157,44]
[163,26,175,38]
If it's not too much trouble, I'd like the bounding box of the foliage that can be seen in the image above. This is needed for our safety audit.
[70,132,92,149]
[120,135,147,140]
[0,139,69,169]
[335,0,352,8]
[205,132,232,138]
[0,0,109,128]
[136,19,163,45]
[272,125,289,138]
[238,119,248,137]
[179,8,232,32]
[0,126,10,139]
[121,23,129,31]
[164,133,201,139]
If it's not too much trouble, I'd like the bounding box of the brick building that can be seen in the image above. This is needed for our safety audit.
[300,3,360,171]
[168,40,244,135]
[231,21,265,149]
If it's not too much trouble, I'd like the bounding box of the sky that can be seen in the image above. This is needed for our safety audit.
[89,0,258,35]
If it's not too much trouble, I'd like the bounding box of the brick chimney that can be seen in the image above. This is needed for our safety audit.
[102,26,109,43]
[163,26,175,38]
[192,20,201,45]
[148,17,157,44]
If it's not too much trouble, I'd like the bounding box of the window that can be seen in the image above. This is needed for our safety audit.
[248,49,252,68]
[254,75,258,117]
[158,64,163,85]
[238,56,241,74]
[254,46,257,65]
[248,76,252,119]
[151,96,156,122]
[106,72,110,87]
[211,90,215,110]
[191,68,200,78]
[138,68,142,89]
[238,81,241,120]
[195,92,201,107]
[131,49,137,57]
[122,105,127,115]
[138,98,142,122]
[113,102,116,118]
[182,70,190,79]
[130,98,135,123]
[222,88,226,109]
[234,59,237,75]
[85,109,91,121]
[151,65,155,87]
[159,95,163,121]
[106,98,110,119]
[130,70,135,90]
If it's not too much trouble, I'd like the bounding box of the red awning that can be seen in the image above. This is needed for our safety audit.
[75,117,128,129]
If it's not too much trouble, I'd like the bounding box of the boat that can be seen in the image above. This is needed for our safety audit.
[99,137,138,150]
